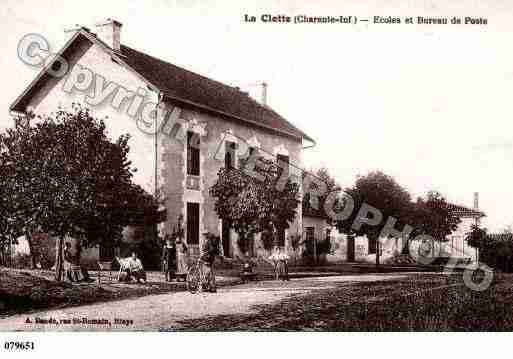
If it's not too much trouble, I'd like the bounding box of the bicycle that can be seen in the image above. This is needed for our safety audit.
[186,259,215,294]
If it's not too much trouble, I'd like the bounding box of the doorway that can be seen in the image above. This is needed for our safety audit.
[222,220,231,257]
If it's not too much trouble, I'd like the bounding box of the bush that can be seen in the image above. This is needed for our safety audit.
[302,237,331,265]
[481,240,513,272]
[11,253,32,269]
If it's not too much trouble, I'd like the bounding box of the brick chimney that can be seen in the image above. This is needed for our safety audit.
[95,18,122,51]
[473,192,479,210]
[261,82,268,106]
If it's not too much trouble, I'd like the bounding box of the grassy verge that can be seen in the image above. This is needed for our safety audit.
[0,268,237,317]
[174,273,509,331]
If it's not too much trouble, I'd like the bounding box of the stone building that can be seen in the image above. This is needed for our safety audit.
[326,192,485,264]
[10,19,315,263]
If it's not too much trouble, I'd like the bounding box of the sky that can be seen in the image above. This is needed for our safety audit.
[0,0,512,231]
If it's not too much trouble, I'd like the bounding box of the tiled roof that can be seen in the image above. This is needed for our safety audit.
[119,44,313,142]
[10,30,313,143]
[488,233,513,241]
[447,203,485,218]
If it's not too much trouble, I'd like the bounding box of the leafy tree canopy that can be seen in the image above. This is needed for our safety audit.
[1,105,163,277]
[210,154,300,249]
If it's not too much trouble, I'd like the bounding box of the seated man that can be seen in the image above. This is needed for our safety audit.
[119,252,147,283]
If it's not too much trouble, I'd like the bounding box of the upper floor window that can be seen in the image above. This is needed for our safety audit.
[187,131,200,176]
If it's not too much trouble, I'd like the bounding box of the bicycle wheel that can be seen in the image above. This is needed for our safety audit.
[186,265,201,294]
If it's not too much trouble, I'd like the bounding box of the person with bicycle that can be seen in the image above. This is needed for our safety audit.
[198,232,221,293]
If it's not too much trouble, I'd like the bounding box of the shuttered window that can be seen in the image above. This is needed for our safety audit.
[306,227,314,243]
[187,131,200,176]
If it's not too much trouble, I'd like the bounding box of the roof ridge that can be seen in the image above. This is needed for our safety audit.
[10,30,314,143]
[120,43,241,95]
[120,43,313,142]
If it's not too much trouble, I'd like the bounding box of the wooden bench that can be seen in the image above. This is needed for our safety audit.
[97,261,117,284]
[175,273,187,282]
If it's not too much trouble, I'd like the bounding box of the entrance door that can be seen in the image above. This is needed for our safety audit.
[99,244,115,262]
[222,220,231,257]
[347,235,355,262]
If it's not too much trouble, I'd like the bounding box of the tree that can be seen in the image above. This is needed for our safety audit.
[0,125,40,268]
[0,139,18,266]
[0,180,20,266]
[2,105,163,280]
[302,167,341,224]
[408,191,461,256]
[336,171,412,266]
[288,233,304,266]
[466,224,488,261]
[210,155,300,252]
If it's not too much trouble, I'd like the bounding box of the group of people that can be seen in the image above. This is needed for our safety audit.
[79,230,289,289]
[268,246,290,281]
[161,235,189,282]
[117,252,147,283]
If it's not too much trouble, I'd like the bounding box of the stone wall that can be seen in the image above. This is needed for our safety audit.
[157,101,305,256]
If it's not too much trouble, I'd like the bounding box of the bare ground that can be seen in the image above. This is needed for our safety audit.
[1,273,417,331]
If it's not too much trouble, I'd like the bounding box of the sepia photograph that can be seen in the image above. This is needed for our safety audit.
[0,1,511,349]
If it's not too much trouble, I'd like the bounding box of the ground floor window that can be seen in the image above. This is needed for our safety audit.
[186,202,200,245]
[305,227,314,243]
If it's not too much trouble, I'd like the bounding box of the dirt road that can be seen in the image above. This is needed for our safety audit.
[0,274,409,331]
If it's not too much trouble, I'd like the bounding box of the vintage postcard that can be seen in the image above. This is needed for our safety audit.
[0,1,510,349]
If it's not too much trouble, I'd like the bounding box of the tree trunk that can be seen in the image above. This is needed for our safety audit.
[7,238,13,268]
[26,231,37,269]
[401,238,410,255]
[375,236,380,267]
[76,240,82,264]
[55,237,64,281]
